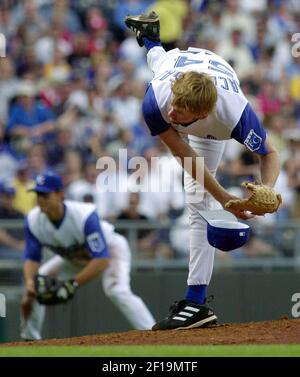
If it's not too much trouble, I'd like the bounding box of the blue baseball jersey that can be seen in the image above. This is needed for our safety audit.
[24,201,113,263]
[142,47,268,155]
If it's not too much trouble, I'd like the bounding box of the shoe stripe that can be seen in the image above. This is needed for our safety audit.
[185,306,200,312]
[175,315,218,330]
[178,311,193,317]
[173,316,187,321]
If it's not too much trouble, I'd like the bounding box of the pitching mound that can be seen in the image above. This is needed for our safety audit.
[4,318,300,346]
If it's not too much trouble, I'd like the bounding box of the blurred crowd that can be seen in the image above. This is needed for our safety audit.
[0,0,300,260]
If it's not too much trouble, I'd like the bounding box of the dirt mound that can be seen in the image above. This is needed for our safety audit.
[3,318,300,346]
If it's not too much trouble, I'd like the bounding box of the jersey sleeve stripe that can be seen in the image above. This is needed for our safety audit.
[84,212,110,259]
[231,103,269,155]
[142,84,171,136]
[24,217,43,262]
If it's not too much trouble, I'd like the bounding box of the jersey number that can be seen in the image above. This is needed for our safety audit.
[174,56,204,67]
[160,56,239,93]
[174,56,235,78]
[208,60,235,78]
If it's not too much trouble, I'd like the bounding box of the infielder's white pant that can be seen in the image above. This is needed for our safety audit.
[21,233,155,340]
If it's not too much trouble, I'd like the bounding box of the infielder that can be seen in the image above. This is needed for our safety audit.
[125,12,281,330]
[21,172,155,340]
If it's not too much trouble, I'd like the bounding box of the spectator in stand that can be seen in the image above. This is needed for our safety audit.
[39,0,82,34]
[117,192,169,259]
[107,75,141,130]
[0,181,24,258]
[6,81,56,159]
[216,28,255,80]
[26,143,49,179]
[44,46,71,83]
[11,162,36,215]
[285,130,300,219]
[15,46,44,79]
[0,57,19,124]
[220,0,256,44]
[148,0,188,50]
[112,0,151,42]
[85,7,110,54]
[257,79,283,116]
[0,119,19,183]
[63,148,84,187]
[117,192,152,232]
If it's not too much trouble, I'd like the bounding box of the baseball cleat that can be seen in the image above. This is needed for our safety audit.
[152,299,217,331]
[124,11,160,47]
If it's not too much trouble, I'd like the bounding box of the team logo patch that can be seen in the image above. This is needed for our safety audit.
[87,232,105,253]
[244,129,262,152]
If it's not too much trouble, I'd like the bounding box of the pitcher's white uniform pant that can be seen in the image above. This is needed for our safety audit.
[147,46,226,287]
[185,137,225,285]
[21,233,155,340]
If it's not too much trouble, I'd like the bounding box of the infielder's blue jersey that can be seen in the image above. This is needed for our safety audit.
[24,201,113,262]
[142,47,268,155]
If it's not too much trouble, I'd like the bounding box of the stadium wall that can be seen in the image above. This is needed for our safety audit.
[0,269,299,342]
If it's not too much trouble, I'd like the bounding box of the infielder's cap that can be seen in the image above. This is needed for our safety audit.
[207,220,250,252]
[29,172,64,193]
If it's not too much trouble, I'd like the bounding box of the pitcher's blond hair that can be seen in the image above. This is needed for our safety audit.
[171,71,217,115]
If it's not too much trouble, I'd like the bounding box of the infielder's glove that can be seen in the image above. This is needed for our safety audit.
[34,274,79,306]
[225,182,282,215]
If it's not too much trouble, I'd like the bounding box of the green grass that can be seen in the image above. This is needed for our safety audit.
[0,345,299,357]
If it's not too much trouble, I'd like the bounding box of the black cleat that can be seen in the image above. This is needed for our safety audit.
[152,299,217,331]
[124,11,160,47]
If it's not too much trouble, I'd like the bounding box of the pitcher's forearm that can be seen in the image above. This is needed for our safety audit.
[259,150,280,188]
[257,136,280,188]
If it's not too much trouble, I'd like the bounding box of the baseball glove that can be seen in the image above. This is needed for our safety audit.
[225,182,282,215]
[34,274,78,306]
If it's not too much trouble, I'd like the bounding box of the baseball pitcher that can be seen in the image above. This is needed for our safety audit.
[124,12,281,330]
